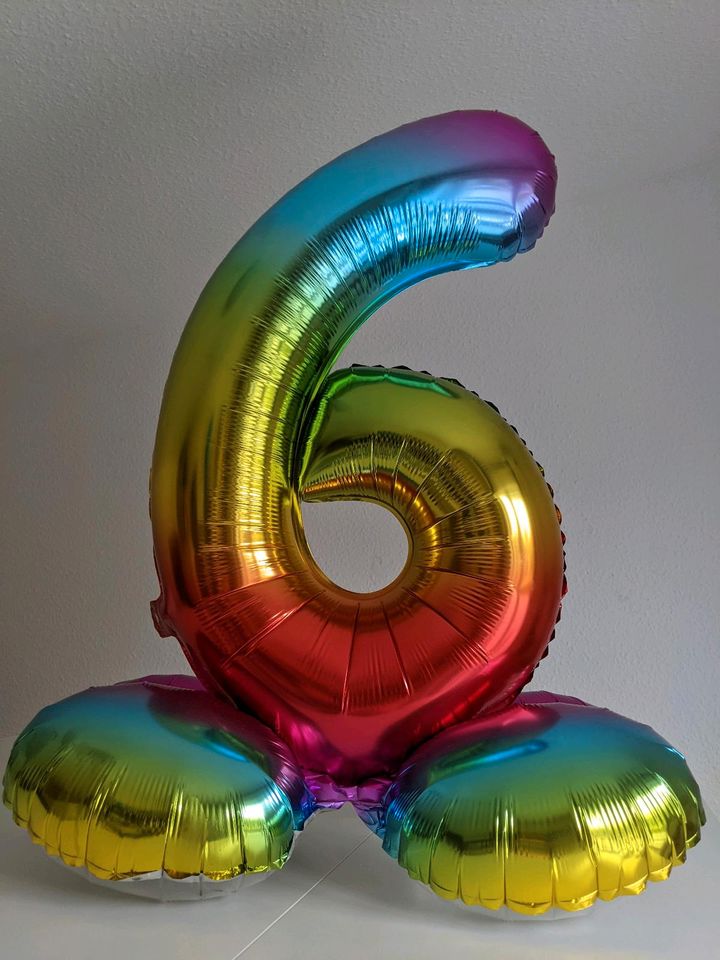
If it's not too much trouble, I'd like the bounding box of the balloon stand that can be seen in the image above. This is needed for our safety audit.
[2,111,704,917]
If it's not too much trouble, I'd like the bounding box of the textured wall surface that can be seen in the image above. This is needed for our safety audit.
[2,1,719,804]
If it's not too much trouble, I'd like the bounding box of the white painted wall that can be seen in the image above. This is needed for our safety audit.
[2,1,718,806]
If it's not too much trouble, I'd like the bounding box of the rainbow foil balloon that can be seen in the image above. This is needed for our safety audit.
[3,111,704,914]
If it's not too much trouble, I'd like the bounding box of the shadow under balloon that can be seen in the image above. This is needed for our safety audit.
[312,832,663,960]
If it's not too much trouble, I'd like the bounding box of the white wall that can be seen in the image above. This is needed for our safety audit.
[2,1,718,807]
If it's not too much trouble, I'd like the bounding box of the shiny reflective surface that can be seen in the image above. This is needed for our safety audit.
[150,111,564,784]
[376,692,705,915]
[2,682,704,908]
[2,676,314,890]
[3,111,704,910]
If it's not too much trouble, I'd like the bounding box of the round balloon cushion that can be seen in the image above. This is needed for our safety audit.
[374,692,704,915]
[4,681,703,909]
[2,676,315,898]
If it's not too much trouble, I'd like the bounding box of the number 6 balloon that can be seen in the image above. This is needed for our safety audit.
[4,112,704,913]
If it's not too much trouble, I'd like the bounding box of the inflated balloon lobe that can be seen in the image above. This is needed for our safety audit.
[150,111,565,783]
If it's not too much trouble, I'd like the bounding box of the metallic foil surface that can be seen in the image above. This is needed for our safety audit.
[3,112,704,909]
[150,111,565,784]
[2,676,315,889]
[375,692,705,914]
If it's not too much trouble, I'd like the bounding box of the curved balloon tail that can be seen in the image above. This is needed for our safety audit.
[150,112,564,782]
[373,693,704,914]
[3,676,314,898]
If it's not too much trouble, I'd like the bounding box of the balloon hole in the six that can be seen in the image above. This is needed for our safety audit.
[301,500,411,595]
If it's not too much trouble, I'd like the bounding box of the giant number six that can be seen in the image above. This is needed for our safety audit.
[4,111,703,911]
[150,111,566,784]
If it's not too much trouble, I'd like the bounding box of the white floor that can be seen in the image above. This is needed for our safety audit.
[1,736,717,959]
